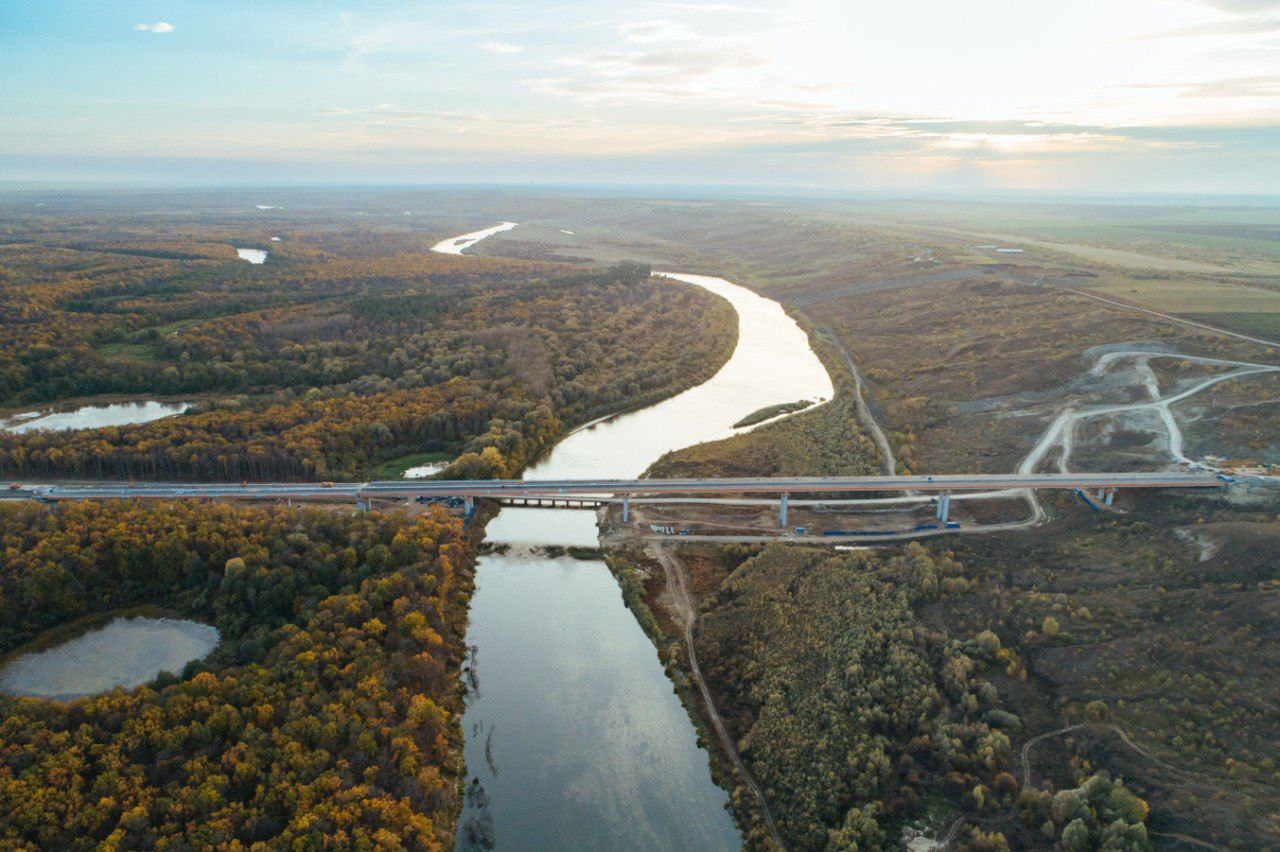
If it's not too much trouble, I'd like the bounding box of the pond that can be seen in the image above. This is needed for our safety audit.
[237,248,268,264]
[404,460,450,478]
[0,616,220,701]
[1,400,192,433]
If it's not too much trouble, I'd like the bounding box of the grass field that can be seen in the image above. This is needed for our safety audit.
[1179,311,1280,338]
[1082,275,1280,338]
[1089,276,1280,313]
[371,450,453,479]
[93,342,158,361]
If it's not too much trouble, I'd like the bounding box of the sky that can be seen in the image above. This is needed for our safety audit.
[1,0,1278,192]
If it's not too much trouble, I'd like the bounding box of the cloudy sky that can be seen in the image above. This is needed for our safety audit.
[2,0,1278,191]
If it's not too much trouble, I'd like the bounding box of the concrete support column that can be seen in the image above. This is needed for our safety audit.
[936,492,951,523]
[622,496,631,523]
[1104,488,1116,506]
[464,495,475,517]
[780,492,789,527]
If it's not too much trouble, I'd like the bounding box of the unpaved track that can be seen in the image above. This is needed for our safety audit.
[816,323,898,476]
[1019,350,1280,476]
[935,722,1230,849]
[647,542,785,850]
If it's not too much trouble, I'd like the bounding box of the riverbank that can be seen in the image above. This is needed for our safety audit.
[604,543,784,848]
[445,227,833,848]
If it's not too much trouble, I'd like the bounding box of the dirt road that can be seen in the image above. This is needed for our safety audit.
[647,542,785,849]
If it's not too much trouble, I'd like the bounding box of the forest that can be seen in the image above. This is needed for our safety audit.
[0,217,735,480]
[0,499,473,848]
[694,543,1152,850]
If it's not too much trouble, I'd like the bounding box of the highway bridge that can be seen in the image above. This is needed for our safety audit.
[5,471,1224,524]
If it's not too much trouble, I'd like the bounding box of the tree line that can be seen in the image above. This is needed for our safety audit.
[694,543,1152,850]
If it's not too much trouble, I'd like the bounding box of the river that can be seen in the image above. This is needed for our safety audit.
[440,226,831,849]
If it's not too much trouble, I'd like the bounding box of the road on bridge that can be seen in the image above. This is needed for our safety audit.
[4,471,1224,503]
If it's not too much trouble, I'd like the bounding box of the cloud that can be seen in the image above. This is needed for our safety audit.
[646,2,784,15]
[1145,0,1280,37]
[478,41,523,54]
[528,42,770,105]
[1147,15,1280,36]
[134,22,174,33]
[1190,75,1280,97]
[617,19,698,42]
[1197,0,1280,10]
[1126,74,1280,97]
[717,113,1204,158]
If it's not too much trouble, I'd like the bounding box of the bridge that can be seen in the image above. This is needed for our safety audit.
[6,471,1224,526]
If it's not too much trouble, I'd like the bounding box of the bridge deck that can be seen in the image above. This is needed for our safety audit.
[4,471,1224,502]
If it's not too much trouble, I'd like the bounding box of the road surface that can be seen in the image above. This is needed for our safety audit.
[2,471,1222,504]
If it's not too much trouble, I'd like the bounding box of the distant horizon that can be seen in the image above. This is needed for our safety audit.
[3,179,1280,208]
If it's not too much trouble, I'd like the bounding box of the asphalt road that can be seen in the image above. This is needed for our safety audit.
[2,471,1222,503]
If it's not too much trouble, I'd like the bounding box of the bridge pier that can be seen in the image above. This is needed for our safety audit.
[780,492,789,527]
[464,495,475,518]
[622,496,630,523]
[935,492,952,523]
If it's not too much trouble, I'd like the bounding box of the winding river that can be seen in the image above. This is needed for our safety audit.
[442,227,832,849]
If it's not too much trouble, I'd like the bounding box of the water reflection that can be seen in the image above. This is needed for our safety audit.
[458,555,738,851]
[0,616,220,701]
[521,272,833,480]
[404,460,450,479]
[457,272,833,849]
[432,222,518,255]
[2,400,191,433]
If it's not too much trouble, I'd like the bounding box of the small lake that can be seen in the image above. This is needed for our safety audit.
[2,401,191,433]
[237,248,268,264]
[0,616,220,701]
[404,461,450,478]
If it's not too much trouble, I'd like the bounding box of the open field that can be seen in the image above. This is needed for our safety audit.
[1081,274,1280,339]
[1085,276,1280,313]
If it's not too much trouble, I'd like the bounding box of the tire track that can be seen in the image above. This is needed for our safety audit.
[648,542,786,850]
